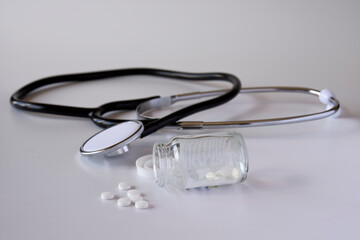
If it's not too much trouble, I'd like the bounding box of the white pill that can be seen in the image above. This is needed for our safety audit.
[135,200,149,209]
[129,194,143,203]
[220,166,233,178]
[101,192,115,200]
[205,172,216,181]
[127,189,141,198]
[117,198,132,207]
[231,168,240,179]
[118,182,131,190]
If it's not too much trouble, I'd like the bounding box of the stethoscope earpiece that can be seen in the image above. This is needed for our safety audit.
[319,89,336,105]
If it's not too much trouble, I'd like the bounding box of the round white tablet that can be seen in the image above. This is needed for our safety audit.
[129,194,143,203]
[231,168,241,179]
[220,166,233,178]
[205,172,216,181]
[101,192,115,200]
[127,189,141,198]
[117,198,132,207]
[118,182,131,190]
[135,200,149,209]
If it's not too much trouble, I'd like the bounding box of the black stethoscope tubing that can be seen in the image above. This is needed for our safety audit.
[10,68,241,138]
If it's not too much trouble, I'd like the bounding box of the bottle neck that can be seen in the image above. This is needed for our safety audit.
[153,143,169,187]
[153,142,185,189]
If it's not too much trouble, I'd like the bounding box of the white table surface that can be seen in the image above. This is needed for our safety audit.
[1,1,359,239]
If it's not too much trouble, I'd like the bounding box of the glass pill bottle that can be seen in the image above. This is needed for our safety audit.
[153,132,248,189]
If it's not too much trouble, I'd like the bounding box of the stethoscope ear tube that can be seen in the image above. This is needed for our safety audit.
[10,68,241,134]
[137,87,341,129]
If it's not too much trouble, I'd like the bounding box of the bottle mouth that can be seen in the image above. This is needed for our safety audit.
[236,132,249,182]
[152,143,166,187]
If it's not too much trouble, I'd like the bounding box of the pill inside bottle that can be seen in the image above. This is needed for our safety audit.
[153,132,248,190]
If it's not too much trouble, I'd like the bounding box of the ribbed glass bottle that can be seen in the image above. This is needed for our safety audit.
[153,132,248,189]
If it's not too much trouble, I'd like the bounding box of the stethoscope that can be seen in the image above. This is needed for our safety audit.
[10,68,340,157]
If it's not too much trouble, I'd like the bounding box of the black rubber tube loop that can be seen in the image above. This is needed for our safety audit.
[10,68,241,137]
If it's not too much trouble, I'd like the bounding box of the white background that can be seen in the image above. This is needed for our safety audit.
[1,1,359,239]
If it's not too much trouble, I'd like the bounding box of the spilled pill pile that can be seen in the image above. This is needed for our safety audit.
[100,181,150,209]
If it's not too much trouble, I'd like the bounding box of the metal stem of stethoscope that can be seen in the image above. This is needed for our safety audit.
[81,86,340,157]
[137,86,340,129]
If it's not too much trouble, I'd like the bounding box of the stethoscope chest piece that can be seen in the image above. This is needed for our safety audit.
[80,121,144,157]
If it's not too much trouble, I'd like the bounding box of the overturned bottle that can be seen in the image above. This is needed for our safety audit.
[153,132,249,189]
